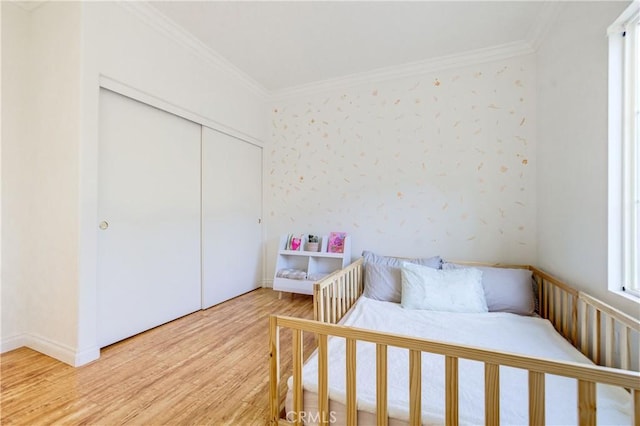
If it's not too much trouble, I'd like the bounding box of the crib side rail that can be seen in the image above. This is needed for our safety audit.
[312,262,639,371]
[532,267,580,345]
[579,292,639,370]
[531,266,640,371]
[313,257,364,324]
[269,315,640,426]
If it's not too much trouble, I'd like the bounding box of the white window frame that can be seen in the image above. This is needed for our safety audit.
[608,1,640,299]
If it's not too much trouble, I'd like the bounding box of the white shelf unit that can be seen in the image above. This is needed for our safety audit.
[273,235,351,295]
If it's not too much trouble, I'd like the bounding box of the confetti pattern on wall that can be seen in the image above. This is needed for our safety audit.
[267,55,536,265]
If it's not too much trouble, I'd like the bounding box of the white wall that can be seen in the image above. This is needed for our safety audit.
[2,2,267,365]
[537,1,638,317]
[27,1,83,360]
[267,54,537,279]
[1,2,83,361]
[1,1,32,351]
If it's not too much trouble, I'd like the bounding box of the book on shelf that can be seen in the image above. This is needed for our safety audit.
[327,232,347,253]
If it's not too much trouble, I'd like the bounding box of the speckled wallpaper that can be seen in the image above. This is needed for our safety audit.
[267,55,536,274]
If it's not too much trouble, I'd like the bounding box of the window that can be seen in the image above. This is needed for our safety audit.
[609,2,640,297]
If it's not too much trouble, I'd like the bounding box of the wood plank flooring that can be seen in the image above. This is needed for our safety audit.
[1,289,315,425]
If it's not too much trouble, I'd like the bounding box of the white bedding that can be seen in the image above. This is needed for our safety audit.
[294,297,632,425]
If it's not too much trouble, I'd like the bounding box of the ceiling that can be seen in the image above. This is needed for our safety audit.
[149,1,550,92]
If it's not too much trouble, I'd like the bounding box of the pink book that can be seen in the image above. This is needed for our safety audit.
[327,232,347,253]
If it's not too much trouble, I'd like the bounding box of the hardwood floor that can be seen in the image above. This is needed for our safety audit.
[1,289,315,425]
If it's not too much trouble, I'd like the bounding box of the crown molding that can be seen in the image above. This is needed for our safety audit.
[526,1,565,53]
[271,40,535,102]
[117,1,560,103]
[271,1,562,102]
[118,1,269,100]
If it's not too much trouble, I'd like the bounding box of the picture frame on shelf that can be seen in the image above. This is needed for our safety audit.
[327,232,347,253]
[285,234,303,251]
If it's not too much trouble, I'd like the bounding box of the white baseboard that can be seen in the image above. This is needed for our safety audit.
[262,279,273,288]
[74,345,100,366]
[0,333,99,367]
[25,333,78,366]
[0,333,27,353]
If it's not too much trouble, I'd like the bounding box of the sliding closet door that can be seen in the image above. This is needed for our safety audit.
[202,127,262,308]
[98,89,201,347]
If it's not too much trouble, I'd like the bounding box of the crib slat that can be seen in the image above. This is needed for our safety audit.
[344,276,349,309]
[346,338,357,426]
[336,281,340,317]
[557,287,562,331]
[536,275,543,315]
[621,326,630,370]
[554,286,561,330]
[551,285,562,331]
[552,283,557,325]
[292,329,303,425]
[551,283,557,325]
[605,315,614,367]
[335,281,340,320]
[571,294,578,345]
[352,269,356,301]
[340,276,346,317]
[409,350,422,426]
[446,356,459,426]
[542,280,553,321]
[578,380,596,426]
[543,279,549,319]
[322,287,327,322]
[528,371,545,426]
[331,284,337,323]
[542,279,548,319]
[580,301,588,356]
[376,344,388,426]
[346,339,358,426]
[633,389,640,426]
[593,309,601,365]
[557,287,562,330]
[325,286,330,323]
[485,363,500,426]
[323,289,330,323]
[352,270,357,303]
[316,288,324,322]
[269,317,280,423]
[318,334,329,421]
[562,290,569,336]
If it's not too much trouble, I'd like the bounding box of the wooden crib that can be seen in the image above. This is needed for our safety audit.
[269,258,640,425]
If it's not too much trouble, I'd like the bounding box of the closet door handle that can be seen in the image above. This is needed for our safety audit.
[99,221,109,230]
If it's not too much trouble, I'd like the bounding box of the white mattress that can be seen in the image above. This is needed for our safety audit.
[288,296,632,425]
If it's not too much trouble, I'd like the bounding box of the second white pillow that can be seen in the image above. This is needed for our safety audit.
[400,262,488,313]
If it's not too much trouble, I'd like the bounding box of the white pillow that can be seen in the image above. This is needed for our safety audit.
[400,262,488,313]
[442,262,535,315]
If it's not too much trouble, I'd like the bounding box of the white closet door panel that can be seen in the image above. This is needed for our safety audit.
[202,127,262,308]
[98,89,201,348]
